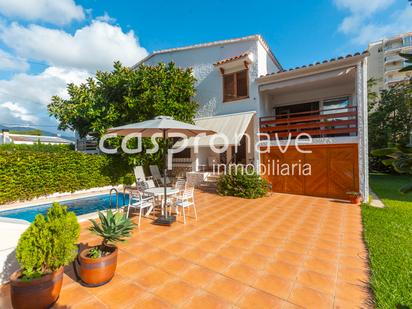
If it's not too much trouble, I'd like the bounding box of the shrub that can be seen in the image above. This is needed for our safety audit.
[16,203,80,280]
[0,142,73,152]
[0,150,132,204]
[217,166,270,199]
[88,210,135,257]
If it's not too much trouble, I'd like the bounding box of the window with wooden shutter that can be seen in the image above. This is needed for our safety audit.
[223,73,235,101]
[222,69,248,102]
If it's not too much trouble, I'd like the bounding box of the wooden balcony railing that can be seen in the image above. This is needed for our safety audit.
[259,106,358,139]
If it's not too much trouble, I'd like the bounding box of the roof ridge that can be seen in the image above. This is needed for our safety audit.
[133,34,283,70]
[151,34,262,54]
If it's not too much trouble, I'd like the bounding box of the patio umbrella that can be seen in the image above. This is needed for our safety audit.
[107,116,216,225]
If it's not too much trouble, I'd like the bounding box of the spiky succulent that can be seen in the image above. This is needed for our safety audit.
[89,210,135,245]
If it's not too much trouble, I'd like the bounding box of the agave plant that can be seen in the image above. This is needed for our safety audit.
[372,145,412,194]
[89,210,135,247]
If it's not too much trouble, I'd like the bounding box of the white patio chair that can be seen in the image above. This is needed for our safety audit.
[133,166,147,182]
[125,191,155,227]
[174,178,186,194]
[149,165,171,186]
[171,186,197,224]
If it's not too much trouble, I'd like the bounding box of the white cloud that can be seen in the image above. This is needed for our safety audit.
[0,20,148,72]
[1,101,39,123]
[350,5,412,45]
[334,0,395,34]
[0,49,28,71]
[335,0,412,45]
[95,12,116,24]
[334,0,394,15]
[0,0,85,25]
[0,66,90,127]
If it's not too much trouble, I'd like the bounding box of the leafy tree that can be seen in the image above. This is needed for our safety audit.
[48,62,198,166]
[368,82,412,151]
[48,62,198,138]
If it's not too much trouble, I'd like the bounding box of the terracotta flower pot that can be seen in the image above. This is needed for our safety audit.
[79,245,118,286]
[10,267,64,309]
[349,196,361,205]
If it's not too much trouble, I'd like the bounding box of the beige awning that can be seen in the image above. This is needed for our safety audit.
[174,111,255,148]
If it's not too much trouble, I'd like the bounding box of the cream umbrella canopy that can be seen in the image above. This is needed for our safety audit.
[107,116,216,224]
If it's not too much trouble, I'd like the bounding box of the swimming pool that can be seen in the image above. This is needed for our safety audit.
[0,193,130,222]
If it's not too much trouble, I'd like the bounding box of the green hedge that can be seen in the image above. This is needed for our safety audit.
[0,143,74,152]
[0,150,132,205]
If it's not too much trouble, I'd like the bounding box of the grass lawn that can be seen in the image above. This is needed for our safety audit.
[363,173,412,308]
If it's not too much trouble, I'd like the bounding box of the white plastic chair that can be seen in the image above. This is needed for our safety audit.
[174,178,186,194]
[171,186,197,224]
[126,191,155,227]
[149,165,171,186]
[133,166,147,182]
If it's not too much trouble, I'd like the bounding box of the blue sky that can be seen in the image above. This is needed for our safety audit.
[0,0,410,134]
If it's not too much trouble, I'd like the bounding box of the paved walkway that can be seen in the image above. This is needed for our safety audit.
[0,191,371,308]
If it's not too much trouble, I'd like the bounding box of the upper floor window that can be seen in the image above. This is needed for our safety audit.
[223,69,248,102]
[403,36,412,47]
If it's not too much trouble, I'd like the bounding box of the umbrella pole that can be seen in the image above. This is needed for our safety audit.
[163,129,167,218]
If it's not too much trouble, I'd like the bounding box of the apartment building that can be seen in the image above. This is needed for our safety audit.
[368,32,412,93]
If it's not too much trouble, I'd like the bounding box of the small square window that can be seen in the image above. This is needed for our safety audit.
[223,69,249,102]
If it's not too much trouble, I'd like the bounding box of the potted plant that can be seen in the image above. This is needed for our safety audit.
[78,210,135,286]
[346,191,362,204]
[10,203,80,309]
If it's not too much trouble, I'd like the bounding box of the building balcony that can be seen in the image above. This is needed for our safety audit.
[384,55,403,64]
[385,75,409,84]
[259,106,358,140]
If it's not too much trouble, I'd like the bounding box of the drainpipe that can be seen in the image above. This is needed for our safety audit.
[1,129,10,144]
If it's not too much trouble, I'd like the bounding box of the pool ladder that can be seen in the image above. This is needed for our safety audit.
[109,188,124,210]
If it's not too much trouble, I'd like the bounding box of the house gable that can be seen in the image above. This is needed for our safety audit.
[136,35,282,118]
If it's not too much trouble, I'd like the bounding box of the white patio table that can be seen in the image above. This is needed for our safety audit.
[145,187,179,215]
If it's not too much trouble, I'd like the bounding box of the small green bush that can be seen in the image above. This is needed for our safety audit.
[217,166,270,199]
[16,203,80,280]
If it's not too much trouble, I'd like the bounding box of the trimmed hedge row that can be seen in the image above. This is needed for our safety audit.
[0,150,132,205]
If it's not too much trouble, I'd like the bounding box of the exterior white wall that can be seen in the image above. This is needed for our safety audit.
[367,41,384,93]
[143,40,278,118]
[357,59,369,200]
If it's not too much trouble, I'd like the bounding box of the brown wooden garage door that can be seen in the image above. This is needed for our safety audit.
[260,144,358,199]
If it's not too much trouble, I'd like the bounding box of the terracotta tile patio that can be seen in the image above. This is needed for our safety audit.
[0,191,372,308]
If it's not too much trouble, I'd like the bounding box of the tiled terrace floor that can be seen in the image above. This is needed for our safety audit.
[0,191,371,308]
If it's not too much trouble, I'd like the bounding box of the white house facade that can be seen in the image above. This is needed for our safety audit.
[136,35,369,200]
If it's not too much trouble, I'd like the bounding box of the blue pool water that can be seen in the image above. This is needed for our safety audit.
[0,193,130,222]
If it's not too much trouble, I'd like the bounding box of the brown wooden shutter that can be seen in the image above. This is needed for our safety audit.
[236,70,248,97]
[223,74,235,101]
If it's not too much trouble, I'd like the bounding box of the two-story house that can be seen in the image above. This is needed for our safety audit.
[136,35,369,200]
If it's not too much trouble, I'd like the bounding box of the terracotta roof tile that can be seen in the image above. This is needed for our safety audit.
[260,51,368,78]
[214,53,250,66]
